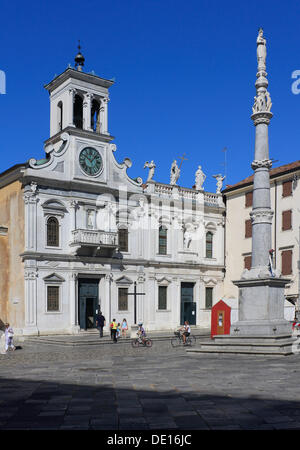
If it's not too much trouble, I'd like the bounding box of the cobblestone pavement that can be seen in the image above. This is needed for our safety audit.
[1,337,300,430]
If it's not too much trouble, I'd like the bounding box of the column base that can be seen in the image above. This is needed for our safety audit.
[188,334,297,356]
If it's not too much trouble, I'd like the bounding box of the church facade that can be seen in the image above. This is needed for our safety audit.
[0,54,226,336]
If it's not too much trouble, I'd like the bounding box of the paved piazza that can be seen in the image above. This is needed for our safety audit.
[1,336,300,431]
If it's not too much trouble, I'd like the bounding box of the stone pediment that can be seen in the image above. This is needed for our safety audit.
[115,275,133,285]
[43,273,65,283]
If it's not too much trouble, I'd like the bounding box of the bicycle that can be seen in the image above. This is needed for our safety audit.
[131,334,153,348]
[171,330,196,347]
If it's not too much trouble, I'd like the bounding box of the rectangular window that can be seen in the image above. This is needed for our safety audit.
[118,228,128,252]
[282,210,292,231]
[282,250,293,276]
[205,287,213,309]
[47,286,59,312]
[159,227,167,255]
[282,180,292,197]
[158,286,167,310]
[118,288,128,311]
[244,255,252,270]
[245,191,253,208]
[245,219,252,238]
[206,232,213,258]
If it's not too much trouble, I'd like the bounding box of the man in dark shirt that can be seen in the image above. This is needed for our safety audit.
[96,311,106,338]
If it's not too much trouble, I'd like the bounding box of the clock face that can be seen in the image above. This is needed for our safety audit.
[79,147,103,176]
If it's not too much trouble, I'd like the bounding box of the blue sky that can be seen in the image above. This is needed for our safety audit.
[1,0,300,192]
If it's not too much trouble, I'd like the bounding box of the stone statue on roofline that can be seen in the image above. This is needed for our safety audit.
[213,174,226,194]
[195,165,206,190]
[170,160,180,185]
[143,160,156,183]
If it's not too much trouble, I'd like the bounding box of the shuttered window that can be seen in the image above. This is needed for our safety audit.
[245,219,252,238]
[282,210,292,231]
[281,250,292,276]
[47,286,59,312]
[118,288,128,311]
[205,287,213,309]
[245,191,253,208]
[244,255,252,270]
[158,286,167,310]
[282,180,292,197]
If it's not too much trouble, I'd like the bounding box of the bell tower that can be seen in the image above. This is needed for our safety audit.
[44,43,114,141]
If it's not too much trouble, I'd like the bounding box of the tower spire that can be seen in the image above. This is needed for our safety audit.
[74,40,85,71]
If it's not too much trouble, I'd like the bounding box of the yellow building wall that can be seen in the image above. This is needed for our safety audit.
[0,180,25,330]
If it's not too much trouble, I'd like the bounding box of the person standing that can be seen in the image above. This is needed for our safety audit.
[111,319,118,343]
[121,318,128,338]
[4,323,15,353]
[96,311,106,338]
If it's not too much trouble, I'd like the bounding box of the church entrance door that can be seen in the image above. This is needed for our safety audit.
[78,279,99,330]
[180,282,196,325]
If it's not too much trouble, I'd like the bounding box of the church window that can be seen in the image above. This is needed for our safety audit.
[91,99,101,132]
[158,226,167,255]
[205,232,213,258]
[73,94,83,128]
[118,228,128,252]
[47,217,59,247]
[158,286,167,310]
[205,287,213,309]
[47,286,59,312]
[118,288,128,311]
[57,101,63,131]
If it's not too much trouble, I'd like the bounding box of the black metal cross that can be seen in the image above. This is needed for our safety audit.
[127,281,145,325]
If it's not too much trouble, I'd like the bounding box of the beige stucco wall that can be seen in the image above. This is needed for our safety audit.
[223,173,300,308]
[0,180,25,330]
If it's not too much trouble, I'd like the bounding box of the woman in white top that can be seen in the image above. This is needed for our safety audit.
[180,321,191,345]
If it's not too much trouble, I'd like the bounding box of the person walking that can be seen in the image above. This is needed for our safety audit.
[121,318,128,338]
[96,311,106,338]
[111,319,118,343]
[4,323,15,353]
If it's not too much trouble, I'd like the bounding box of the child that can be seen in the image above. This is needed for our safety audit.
[116,323,121,339]
[121,318,128,338]
[137,322,146,344]
[4,323,15,353]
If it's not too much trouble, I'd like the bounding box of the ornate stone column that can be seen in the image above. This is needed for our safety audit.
[69,272,79,334]
[24,183,38,251]
[68,88,76,127]
[231,28,293,339]
[100,97,109,134]
[23,267,39,336]
[83,92,93,131]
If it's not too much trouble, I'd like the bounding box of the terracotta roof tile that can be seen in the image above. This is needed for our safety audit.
[223,160,300,193]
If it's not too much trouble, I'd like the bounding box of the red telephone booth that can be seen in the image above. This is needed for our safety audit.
[211,300,231,339]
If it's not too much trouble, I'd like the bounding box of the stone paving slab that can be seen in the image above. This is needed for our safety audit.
[0,339,300,430]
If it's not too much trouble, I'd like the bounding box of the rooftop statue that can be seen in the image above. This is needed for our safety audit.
[170,160,180,185]
[195,165,206,190]
[143,160,156,183]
